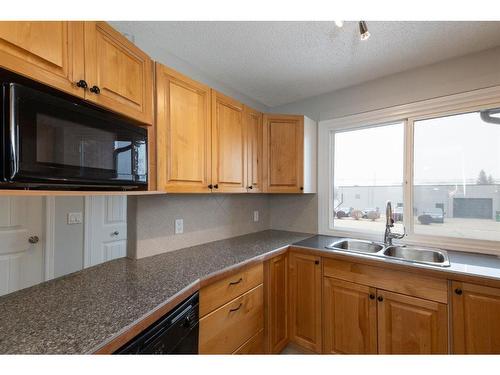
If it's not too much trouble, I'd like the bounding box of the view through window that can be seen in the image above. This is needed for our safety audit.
[332,122,405,234]
[413,109,500,241]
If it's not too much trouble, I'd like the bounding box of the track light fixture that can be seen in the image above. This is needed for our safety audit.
[359,21,370,41]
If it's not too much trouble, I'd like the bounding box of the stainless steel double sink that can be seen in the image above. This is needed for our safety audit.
[325,238,450,267]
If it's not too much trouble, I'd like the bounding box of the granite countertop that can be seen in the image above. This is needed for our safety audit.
[0,230,312,354]
[3,230,500,354]
[293,235,500,281]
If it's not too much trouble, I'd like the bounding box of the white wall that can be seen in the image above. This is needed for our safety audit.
[270,46,500,122]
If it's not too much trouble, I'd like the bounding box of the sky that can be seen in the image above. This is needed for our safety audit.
[333,111,500,186]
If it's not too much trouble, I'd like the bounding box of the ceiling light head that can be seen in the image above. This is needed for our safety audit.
[359,21,370,41]
[334,20,344,28]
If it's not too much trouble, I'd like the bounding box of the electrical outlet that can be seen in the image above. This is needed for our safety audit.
[175,219,184,234]
[253,210,259,222]
[67,212,83,225]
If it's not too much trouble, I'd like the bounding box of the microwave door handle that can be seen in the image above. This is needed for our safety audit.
[9,89,19,179]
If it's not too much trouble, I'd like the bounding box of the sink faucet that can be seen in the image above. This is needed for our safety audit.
[384,201,406,246]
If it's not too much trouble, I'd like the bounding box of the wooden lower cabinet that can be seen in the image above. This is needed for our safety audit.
[199,284,263,354]
[377,290,448,354]
[288,251,322,352]
[323,278,377,354]
[264,254,289,353]
[233,329,264,354]
[452,281,500,354]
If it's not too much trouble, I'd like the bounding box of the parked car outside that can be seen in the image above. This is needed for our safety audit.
[418,208,445,224]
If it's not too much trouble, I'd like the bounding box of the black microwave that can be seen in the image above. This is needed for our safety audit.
[0,70,148,190]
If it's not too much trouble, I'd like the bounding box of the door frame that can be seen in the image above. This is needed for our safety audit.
[44,196,55,281]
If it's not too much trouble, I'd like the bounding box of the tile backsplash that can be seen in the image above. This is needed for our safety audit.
[128,194,271,258]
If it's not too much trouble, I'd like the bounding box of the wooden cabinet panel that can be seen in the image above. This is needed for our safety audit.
[211,91,246,192]
[233,329,264,354]
[452,281,500,354]
[323,277,377,354]
[244,106,263,192]
[323,258,448,304]
[264,254,288,353]
[263,114,304,193]
[156,64,211,193]
[377,290,448,354]
[289,251,321,352]
[200,263,263,317]
[84,22,153,124]
[199,284,264,354]
[0,21,84,97]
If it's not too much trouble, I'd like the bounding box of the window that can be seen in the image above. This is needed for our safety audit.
[320,90,500,254]
[332,122,405,234]
[413,108,500,241]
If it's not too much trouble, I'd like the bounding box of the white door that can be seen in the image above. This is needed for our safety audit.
[84,196,127,268]
[0,196,44,296]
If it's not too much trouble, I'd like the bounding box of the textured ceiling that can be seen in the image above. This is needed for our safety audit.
[111,21,500,107]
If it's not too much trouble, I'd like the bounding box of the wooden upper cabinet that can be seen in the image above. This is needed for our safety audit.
[0,21,85,97]
[452,281,500,354]
[263,114,304,193]
[211,90,247,193]
[84,22,153,124]
[323,278,377,354]
[244,106,263,193]
[377,290,448,354]
[288,251,322,352]
[156,64,211,193]
[264,254,289,353]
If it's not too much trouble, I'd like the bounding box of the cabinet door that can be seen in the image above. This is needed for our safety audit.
[377,290,448,354]
[84,22,153,124]
[244,106,263,192]
[452,281,500,354]
[0,21,84,97]
[263,114,304,193]
[264,254,288,353]
[211,90,246,193]
[288,251,321,352]
[156,64,211,193]
[323,278,377,354]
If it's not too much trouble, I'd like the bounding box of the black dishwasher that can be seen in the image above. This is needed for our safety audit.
[115,292,199,354]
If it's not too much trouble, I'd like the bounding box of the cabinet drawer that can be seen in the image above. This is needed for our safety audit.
[323,258,448,303]
[199,284,264,354]
[200,263,263,316]
[233,329,264,354]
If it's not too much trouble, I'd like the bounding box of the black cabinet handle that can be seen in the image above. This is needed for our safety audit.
[369,294,375,300]
[247,186,253,190]
[229,278,243,286]
[208,184,213,189]
[76,80,88,89]
[314,260,320,265]
[300,186,304,191]
[229,303,242,313]
[213,184,219,189]
[89,85,101,94]
[377,296,384,302]
[455,288,463,295]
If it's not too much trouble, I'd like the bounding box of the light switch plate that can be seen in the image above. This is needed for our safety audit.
[175,219,184,234]
[253,210,259,222]
[67,212,83,225]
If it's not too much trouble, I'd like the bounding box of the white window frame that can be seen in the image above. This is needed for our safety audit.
[318,85,500,256]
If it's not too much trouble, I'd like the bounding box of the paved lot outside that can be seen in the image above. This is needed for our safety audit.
[334,216,500,242]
